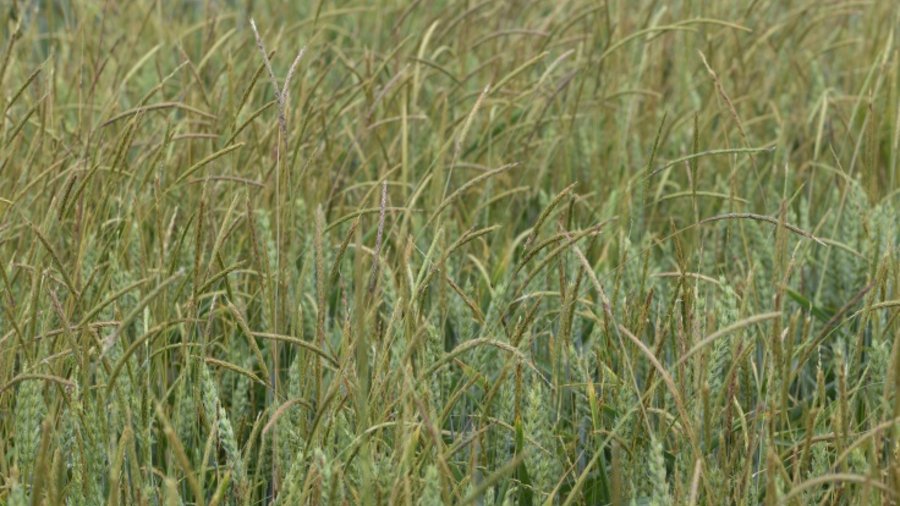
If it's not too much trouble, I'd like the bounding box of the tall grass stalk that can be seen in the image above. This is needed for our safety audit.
[1,1,898,504]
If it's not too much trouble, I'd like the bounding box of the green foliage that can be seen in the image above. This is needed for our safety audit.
[1,1,899,504]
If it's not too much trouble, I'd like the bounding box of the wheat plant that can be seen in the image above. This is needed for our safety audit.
[1,1,899,504]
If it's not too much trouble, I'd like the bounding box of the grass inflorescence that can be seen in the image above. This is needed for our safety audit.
[1,1,899,504]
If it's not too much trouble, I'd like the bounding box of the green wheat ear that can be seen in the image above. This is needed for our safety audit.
[6,471,28,506]
[648,437,671,506]
[13,379,45,482]
[524,376,561,499]
[200,364,247,498]
[276,446,309,506]
[419,464,443,506]
[314,448,344,505]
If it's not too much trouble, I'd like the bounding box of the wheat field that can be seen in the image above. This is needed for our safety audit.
[1,1,899,504]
